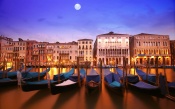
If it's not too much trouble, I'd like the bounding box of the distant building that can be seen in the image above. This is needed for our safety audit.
[170,40,175,66]
[94,32,130,66]
[0,36,13,64]
[130,33,171,66]
[25,39,38,66]
[78,39,93,66]
[51,41,78,66]
[33,42,48,66]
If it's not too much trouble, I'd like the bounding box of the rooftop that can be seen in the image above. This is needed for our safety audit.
[98,31,129,36]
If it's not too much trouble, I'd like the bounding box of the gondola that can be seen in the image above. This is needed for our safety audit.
[85,68,100,93]
[168,82,175,96]
[0,78,17,87]
[136,68,175,96]
[21,68,74,92]
[0,67,13,79]
[2,66,24,79]
[21,67,33,73]
[116,68,163,97]
[51,68,86,95]
[0,68,49,87]
[53,68,74,82]
[22,68,49,81]
[135,68,156,84]
[116,68,139,83]
[21,68,55,92]
[103,69,123,94]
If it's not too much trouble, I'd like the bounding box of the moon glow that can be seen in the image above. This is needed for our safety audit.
[74,3,81,10]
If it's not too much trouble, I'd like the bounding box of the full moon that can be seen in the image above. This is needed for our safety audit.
[74,3,81,10]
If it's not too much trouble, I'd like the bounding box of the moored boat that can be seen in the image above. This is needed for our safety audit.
[116,68,163,97]
[51,68,86,95]
[85,68,100,93]
[103,69,123,94]
[21,68,55,92]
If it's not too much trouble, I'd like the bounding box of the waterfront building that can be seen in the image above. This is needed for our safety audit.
[94,32,130,66]
[51,41,78,66]
[78,39,93,66]
[46,43,54,66]
[11,39,27,69]
[170,40,175,66]
[25,39,38,66]
[130,33,171,66]
[0,36,13,63]
[33,42,48,66]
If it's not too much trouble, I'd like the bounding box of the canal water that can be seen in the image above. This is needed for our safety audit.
[0,67,175,109]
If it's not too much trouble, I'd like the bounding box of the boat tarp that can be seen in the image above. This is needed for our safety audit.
[103,69,111,76]
[168,82,175,88]
[23,68,50,79]
[104,72,120,84]
[116,68,133,77]
[53,68,74,81]
[116,68,139,83]
[132,81,158,89]
[69,68,86,82]
[55,79,76,86]
[109,81,121,87]
[136,68,156,83]
[86,69,100,83]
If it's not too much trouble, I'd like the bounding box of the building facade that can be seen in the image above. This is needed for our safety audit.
[170,40,175,66]
[78,39,93,66]
[130,33,171,66]
[94,32,130,66]
[25,40,38,66]
[32,42,48,66]
[0,36,13,64]
[51,41,78,66]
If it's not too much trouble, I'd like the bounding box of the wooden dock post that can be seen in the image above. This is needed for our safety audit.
[133,59,135,75]
[125,58,128,89]
[35,58,36,72]
[58,57,61,83]
[163,56,169,95]
[100,59,102,88]
[155,56,159,86]
[146,57,149,82]
[77,57,81,87]
[122,56,125,87]
[3,55,6,78]
[38,51,40,81]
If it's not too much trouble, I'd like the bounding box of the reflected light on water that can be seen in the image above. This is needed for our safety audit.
[0,67,175,109]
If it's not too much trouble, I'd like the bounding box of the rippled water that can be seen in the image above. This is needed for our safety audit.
[0,67,175,109]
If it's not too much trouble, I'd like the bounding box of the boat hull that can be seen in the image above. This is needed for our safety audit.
[51,81,83,95]
[85,81,101,93]
[104,80,123,95]
[0,79,17,87]
[22,80,57,92]
[128,83,162,97]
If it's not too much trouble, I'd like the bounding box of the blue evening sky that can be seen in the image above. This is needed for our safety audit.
[0,0,175,42]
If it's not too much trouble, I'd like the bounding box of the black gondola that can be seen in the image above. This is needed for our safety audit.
[103,69,123,94]
[116,68,163,97]
[21,68,54,92]
[85,68,100,93]
[51,68,86,94]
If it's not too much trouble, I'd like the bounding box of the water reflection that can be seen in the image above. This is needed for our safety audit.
[21,89,50,109]
[52,88,81,109]
[0,67,175,109]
